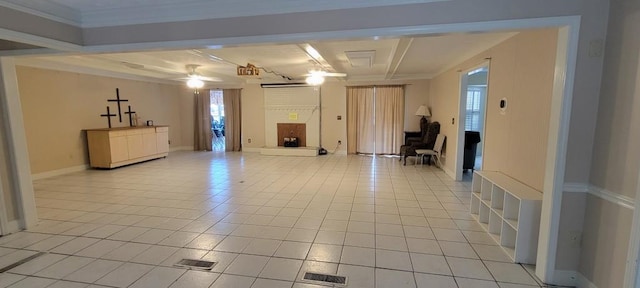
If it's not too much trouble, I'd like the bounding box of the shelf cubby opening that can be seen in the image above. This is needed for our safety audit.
[470,194,480,215]
[481,179,493,201]
[503,193,520,222]
[491,185,505,210]
[479,203,490,224]
[489,211,502,235]
[501,224,517,249]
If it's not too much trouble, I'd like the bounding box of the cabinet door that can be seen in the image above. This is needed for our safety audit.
[110,136,129,162]
[156,132,169,153]
[127,134,144,159]
[142,133,157,155]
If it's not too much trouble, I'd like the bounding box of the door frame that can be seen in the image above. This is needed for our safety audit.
[623,54,640,288]
[455,61,490,181]
[0,177,6,235]
[1,15,581,285]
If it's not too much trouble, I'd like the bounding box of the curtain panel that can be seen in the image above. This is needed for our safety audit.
[346,85,404,155]
[193,89,212,151]
[375,86,405,154]
[223,89,242,152]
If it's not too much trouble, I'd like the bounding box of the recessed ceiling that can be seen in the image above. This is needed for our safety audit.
[16,31,517,86]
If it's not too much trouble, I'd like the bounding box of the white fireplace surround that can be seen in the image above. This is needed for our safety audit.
[264,87,320,148]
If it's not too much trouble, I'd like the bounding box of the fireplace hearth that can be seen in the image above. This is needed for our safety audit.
[277,123,306,147]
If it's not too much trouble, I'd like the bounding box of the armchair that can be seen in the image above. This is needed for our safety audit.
[399,121,440,165]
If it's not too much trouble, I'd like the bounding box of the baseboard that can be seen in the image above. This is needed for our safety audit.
[169,146,193,152]
[443,166,456,179]
[576,272,598,288]
[331,150,347,155]
[3,220,20,235]
[242,147,262,153]
[31,164,89,180]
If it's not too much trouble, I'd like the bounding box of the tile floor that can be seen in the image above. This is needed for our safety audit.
[0,151,556,287]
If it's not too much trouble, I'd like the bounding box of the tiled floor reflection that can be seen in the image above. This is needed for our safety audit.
[0,151,551,287]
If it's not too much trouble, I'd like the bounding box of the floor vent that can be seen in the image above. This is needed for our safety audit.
[174,259,217,270]
[0,252,47,273]
[302,271,348,286]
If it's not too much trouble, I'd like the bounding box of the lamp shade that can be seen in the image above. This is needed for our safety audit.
[415,105,431,117]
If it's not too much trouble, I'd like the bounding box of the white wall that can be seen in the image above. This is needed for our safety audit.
[264,87,320,147]
[242,80,429,153]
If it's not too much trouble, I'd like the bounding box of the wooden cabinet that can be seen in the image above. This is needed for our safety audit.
[109,132,128,163]
[86,126,169,168]
[469,171,542,264]
[156,127,169,153]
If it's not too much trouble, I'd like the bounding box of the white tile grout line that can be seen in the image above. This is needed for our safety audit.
[6,154,528,287]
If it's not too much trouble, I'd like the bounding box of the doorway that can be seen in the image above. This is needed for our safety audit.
[455,63,489,180]
[463,66,488,172]
[210,90,225,151]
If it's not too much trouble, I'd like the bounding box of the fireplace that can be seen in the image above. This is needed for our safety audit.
[277,123,306,147]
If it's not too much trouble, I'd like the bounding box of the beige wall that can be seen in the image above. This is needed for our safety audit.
[16,66,185,174]
[241,84,266,149]
[0,113,18,222]
[429,28,558,191]
[179,87,195,149]
[580,0,640,286]
[579,195,632,288]
[241,80,429,152]
[319,83,348,154]
[589,0,640,199]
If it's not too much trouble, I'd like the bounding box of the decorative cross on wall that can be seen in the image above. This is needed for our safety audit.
[100,106,117,128]
[124,105,136,127]
[107,88,129,123]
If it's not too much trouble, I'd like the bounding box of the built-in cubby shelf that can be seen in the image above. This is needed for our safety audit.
[470,171,543,264]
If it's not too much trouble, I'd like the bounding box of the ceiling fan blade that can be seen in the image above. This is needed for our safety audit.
[303,71,347,77]
[323,72,347,77]
[175,75,221,82]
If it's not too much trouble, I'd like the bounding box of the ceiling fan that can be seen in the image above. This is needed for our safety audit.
[183,64,216,88]
[303,70,347,85]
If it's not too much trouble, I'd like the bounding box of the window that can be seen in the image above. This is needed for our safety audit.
[210,90,224,129]
[465,86,484,131]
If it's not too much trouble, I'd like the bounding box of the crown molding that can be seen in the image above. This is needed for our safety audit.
[346,73,434,82]
[14,58,182,86]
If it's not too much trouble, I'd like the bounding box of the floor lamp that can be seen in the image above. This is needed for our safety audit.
[415,105,431,134]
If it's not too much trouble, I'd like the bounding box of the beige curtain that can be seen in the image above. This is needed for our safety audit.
[347,85,404,155]
[346,87,375,154]
[223,89,242,151]
[194,89,212,151]
[375,86,405,154]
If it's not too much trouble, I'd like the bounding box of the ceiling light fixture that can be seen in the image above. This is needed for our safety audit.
[187,78,204,88]
[305,71,325,85]
[185,64,205,89]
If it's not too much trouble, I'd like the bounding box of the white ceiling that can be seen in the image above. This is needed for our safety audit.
[2,0,517,87]
[19,32,516,87]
